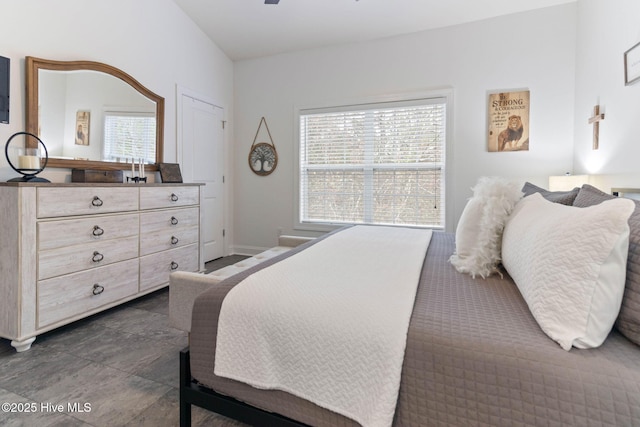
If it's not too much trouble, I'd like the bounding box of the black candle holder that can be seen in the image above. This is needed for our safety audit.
[127,176,147,183]
[4,132,50,182]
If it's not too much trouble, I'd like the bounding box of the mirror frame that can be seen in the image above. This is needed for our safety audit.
[25,56,164,171]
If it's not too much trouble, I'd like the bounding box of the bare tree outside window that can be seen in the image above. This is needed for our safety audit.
[299,99,446,228]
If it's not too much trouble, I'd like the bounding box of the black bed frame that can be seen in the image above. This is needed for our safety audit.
[179,348,309,427]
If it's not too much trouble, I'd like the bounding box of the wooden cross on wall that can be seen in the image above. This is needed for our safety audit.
[588,105,605,150]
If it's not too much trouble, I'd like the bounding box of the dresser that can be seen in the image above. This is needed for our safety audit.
[0,183,204,352]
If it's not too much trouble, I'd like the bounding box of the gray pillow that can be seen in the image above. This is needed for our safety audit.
[521,182,579,205]
[573,184,640,346]
[571,183,615,207]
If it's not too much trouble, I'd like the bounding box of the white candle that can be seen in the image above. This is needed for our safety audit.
[18,155,40,169]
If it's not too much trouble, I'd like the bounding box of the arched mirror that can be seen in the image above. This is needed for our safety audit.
[25,56,164,171]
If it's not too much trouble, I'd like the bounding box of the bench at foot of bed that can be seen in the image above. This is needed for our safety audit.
[169,235,314,333]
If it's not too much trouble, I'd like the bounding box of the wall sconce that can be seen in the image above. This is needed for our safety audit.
[548,173,589,191]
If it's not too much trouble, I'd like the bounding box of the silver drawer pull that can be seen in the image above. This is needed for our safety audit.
[170,216,179,225]
[92,284,105,295]
[92,251,104,263]
[170,193,179,202]
[171,236,179,245]
[91,196,104,207]
[170,261,179,271]
[92,225,105,237]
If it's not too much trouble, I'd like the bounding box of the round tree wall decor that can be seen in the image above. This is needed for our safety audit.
[248,116,278,176]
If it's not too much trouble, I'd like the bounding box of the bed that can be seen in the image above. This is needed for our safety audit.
[181,183,640,427]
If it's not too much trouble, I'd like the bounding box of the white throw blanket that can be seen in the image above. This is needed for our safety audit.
[214,225,433,427]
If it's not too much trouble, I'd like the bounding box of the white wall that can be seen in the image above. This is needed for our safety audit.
[0,0,234,185]
[572,0,640,190]
[0,0,235,254]
[233,4,577,252]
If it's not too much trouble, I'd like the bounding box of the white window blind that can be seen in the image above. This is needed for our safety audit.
[299,98,446,228]
[103,111,156,163]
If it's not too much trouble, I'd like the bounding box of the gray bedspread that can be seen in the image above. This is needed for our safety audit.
[190,231,640,426]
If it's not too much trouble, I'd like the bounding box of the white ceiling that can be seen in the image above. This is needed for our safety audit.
[172,0,576,61]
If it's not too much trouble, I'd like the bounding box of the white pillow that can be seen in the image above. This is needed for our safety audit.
[450,176,523,278]
[502,193,635,350]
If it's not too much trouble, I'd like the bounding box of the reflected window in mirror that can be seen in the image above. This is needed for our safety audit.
[103,110,156,164]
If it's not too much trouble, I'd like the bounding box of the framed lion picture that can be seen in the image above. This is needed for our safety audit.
[487,90,530,152]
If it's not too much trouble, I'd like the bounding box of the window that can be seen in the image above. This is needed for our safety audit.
[298,97,447,229]
[103,111,156,163]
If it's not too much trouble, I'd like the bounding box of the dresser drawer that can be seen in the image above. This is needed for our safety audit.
[38,235,139,280]
[38,213,139,251]
[139,244,199,291]
[140,225,199,256]
[139,186,199,210]
[38,259,139,328]
[140,207,199,234]
[140,226,200,256]
[37,187,139,218]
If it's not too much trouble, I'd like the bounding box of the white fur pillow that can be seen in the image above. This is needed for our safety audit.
[450,177,523,278]
[502,193,635,350]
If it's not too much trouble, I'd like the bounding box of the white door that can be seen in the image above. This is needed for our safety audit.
[180,93,224,262]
